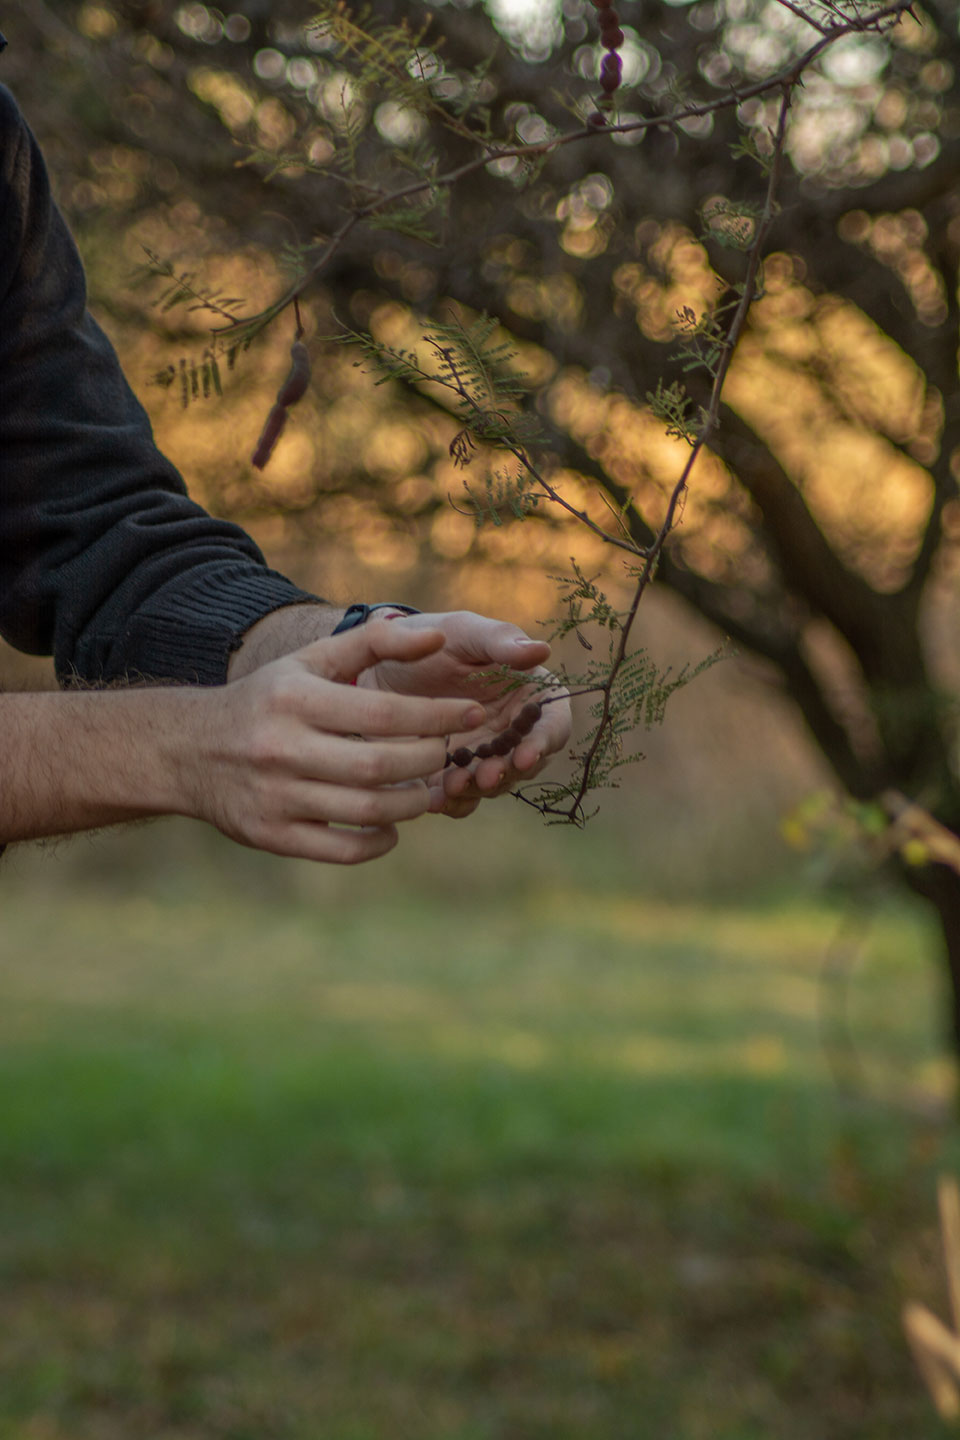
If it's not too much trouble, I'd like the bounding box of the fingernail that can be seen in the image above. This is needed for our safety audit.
[461,704,486,727]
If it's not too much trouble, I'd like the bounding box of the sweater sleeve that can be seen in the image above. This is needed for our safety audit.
[0,84,321,686]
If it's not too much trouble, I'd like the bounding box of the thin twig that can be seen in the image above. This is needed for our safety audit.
[523,85,794,822]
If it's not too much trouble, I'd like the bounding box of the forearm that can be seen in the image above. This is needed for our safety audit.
[0,625,489,860]
[0,687,194,843]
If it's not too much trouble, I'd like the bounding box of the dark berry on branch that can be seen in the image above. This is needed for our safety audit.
[451,747,474,768]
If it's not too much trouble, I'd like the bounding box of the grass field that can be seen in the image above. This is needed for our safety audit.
[2,815,960,1439]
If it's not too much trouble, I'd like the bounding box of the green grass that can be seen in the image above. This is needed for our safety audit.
[2,821,960,1439]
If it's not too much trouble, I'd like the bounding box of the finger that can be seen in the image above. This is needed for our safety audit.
[293,733,448,787]
[513,701,571,771]
[429,788,481,820]
[267,822,400,864]
[468,619,551,670]
[470,755,514,793]
[299,619,448,684]
[429,611,550,670]
[305,680,485,740]
[289,778,432,828]
[400,611,549,673]
[488,629,551,670]
[439,755,511,801]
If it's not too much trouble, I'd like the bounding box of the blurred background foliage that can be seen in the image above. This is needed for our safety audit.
[5,1,960,1436]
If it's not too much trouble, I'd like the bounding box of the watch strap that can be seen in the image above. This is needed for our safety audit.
[331,602,421,635]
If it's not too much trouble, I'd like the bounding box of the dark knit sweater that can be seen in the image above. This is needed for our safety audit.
[0,82,319,686]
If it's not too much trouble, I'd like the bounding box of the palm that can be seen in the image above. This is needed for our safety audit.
[361,610,571,815]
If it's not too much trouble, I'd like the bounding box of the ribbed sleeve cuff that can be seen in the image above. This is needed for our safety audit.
[104,563,323,686]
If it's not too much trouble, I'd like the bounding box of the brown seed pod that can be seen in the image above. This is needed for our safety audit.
[451,746,474,768]
[517,701,543,731]
[251,403,288,470]
[475,742,497,760]
[500,727,523,749]
[489,733,515,757]
[276,340,311,408]
[251,338,312,469]
[590,0,624,112]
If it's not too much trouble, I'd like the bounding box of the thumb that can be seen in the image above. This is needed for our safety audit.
[486,625,550,670]
[298,619,446,684]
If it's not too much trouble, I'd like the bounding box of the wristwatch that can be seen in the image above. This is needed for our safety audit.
[331,602,421,635]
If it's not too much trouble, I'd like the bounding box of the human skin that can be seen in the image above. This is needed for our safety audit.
[227,605,573,820]
[0,623,488,863]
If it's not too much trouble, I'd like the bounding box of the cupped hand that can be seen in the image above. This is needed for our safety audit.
[360,610,572,818]
[182,621,487,861]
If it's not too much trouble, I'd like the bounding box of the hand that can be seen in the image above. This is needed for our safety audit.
[180,622,487,861]
[359,610,572,818]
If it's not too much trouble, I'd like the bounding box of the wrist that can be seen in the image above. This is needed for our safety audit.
[227,603,345,680]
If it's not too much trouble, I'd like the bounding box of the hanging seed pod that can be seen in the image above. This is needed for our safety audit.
[451,747,474,768]
[251,404,288,470]
[589,0,624,117]
[600,53,623,92]
[276,340,311,408]
[251,335,312,470]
